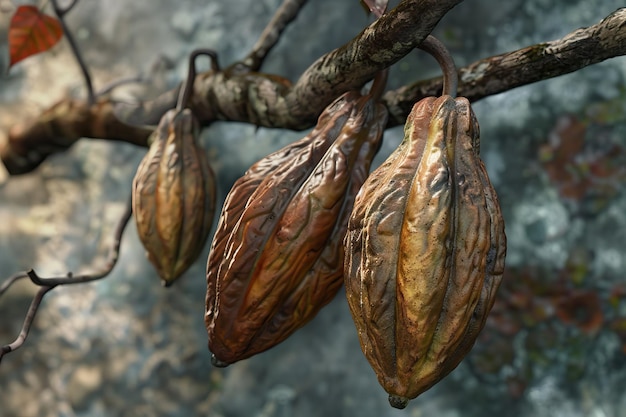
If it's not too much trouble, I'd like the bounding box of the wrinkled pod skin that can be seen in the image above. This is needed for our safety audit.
[206,90,388,365]
[344,96,506,408]
[132,109,217,286]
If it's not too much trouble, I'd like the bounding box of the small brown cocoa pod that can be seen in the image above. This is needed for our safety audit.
[132,109,216,286]
[344,95,506,408]
[205,90,388,365]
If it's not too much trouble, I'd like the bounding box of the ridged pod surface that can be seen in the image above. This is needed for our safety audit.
[206,90,388,365]
[344,95,506,408]
[132,109,216,286]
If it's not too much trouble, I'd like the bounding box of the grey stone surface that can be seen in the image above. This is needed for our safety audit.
[1,1,626,416]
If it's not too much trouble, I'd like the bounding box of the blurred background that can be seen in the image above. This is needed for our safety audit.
[1,0,625,416]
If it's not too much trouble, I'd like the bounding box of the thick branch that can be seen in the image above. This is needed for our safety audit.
[1,99,152,175]
[117,0,464,129]
[276,0,464,125]
[383,7,626,126]
[114,0,312,125]
[1,0,462,174]
[3,6,626,175]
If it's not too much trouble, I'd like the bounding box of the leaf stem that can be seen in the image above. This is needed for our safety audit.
[50,0,95,104]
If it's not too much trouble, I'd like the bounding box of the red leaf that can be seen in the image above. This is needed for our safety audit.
[8,5,64,68]
[360,0,388,17]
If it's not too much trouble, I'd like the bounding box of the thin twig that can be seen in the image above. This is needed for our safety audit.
[241,0,309,71]
[0,272,29,296]
[0,285,55,364]
[50,0,96,104]
[27,195,132,286]
[0,195,133,364]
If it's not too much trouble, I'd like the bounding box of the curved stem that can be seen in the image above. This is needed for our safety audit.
[0,285,56,364]
[418,35,458,97]
[27,194,132,286]
[176,49,220,112]
[0,272,28,296]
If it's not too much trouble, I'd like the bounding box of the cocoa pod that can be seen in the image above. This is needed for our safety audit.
[344,95,506,408]
[132,108,216,286]
[205,90,388,365]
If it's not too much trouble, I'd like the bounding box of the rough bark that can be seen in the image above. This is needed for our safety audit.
[1,3,625,175]
[383,7,626,126]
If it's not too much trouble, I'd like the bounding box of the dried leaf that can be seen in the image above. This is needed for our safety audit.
[8,6,63,68]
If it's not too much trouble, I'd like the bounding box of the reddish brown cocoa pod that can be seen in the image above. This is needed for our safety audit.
[205,90,388,366]
[132,109,216,286]
[344,95,506,408]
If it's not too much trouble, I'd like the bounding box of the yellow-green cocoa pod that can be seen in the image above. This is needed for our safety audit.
[344,95,506,408]
[206,90,388,366]
[132,108,216,286]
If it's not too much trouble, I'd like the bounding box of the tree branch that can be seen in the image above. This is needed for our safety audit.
[0,99,152,175]
[240,0,310,72]
[98,0,464,130]
[188,0,463,128]
[0,195,132,364]
[0,284,56,364]
[383,7,626,126]
[274,0,464,126]
[2,5,626,175]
